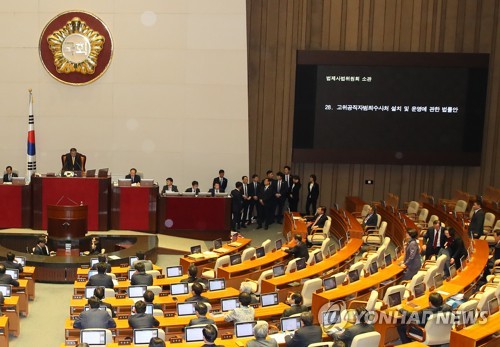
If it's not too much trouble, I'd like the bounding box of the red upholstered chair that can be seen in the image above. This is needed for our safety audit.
[61,153,86,172]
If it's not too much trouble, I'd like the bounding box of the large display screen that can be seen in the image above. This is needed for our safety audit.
[292,51,489,165]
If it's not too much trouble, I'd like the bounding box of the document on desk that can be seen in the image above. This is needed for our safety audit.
[228,242,242,247]
[108,255,120,260]
[214,248,230,253]
[188,253,205,259]
[203,251,218,258]
[437,290,450,296]
[270,332,289,344]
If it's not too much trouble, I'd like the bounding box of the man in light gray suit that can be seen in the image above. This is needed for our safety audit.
[246,321,278,347]
[73,296,116,329]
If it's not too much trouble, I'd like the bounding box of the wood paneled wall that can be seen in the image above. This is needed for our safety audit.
[246,0,500,210]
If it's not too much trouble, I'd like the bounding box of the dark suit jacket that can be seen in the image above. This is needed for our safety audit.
[446,236,467,267]
[91,262,112,273]
[469,209,485,237]
[125,174,141,184]
[99,300,116,317]
[400,304,452,328]
[289,183,301,200]
[285,241,309,260]
[33,245,49,256]
[282,304,308,317]
[423,226,446,248]
[86,273,114,289]
[307,182,320,201]
[209,188,224,197]
[185,187,201,194]
[73,309,116,329]
[363,213,378,228]
[231,188,243,213]
[128,313,160,329]
[185,294,210,304]
[0,273,18,287]
[259,185,275,205]
[2,173,18,183]
[1,260,23,273]
[181,276,208,287]
[213,177,228,192]
[310,214,328,228]
[285,325,322,347]
[131,272,153,286]
[161,185,178,193]
[248,181,262,197]
[334,323,374,347]
[188,316,215,326]
[62,153,84,171]
[272,180,289,201]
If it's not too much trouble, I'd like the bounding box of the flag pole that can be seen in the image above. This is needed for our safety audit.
[27,89,36,183]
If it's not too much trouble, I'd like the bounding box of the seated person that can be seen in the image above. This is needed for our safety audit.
[329,307,374,347]
[282,293,308,317]
[181,264,208,287]
[161,177,178,193]
[202,324,224,347]
[188,303,215,326]
[397,292,452,344]
[129,300,160,329]
[88,236,102,256]
[3,166,17,183]
[125,168,141,184]
[86,263,114,289]
[185,180,201,194]
[1,252,23,272]
[209,182,223,196]
[93,286,116,317]
[224,292,255,323]
[132,251,153,271]
[246,321,278,347]
[284,311,322,347]
[361,205,378,231]
[240,282,259,305]
[306,206,327,234]
[0,264,19,287]
[73,296,116,329]
[148,338,166,347]
[33,237,50,256]
[62,147,84,172]
[186,282,210,304]
[91,254,112,273]
[131,262,153,286]
[284,234,309,259]
[143,289,162,310]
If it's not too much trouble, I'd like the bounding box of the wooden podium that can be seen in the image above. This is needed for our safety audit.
[47,205,88,239]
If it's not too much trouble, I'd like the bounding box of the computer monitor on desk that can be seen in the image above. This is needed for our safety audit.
[255,246,265,258]
[134,328,159,345]
[221,297,239,312]
[6,269,18,280]
[166,266,183,278]
[128,285,147,298]
[177,302,196,316]
[141,179,154,187]
[80,329,107,346]
[118,179,131,187]
[185,326,205,342]
[170,282,189,295]
[208,278,225,291]
[97,168,109,178]
[235,322,256,338]
[0,285,12,297]
[11,177,25,186]
[14,256,26,267]
[85,169,96,178]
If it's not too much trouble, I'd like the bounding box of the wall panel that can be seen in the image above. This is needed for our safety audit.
[247,0,499,210]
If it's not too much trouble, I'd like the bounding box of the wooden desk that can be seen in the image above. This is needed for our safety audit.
[345,196,367,214]
[218,249,290,280]
[261,239,363,299]
[450,311,500,347]
[12,279,29,317]
[20,266,36,300]
[73,275,188,295]
[0,316,8,347]
[282,212,308,242]
[3,296,19,337]
[76,264,163,279]
[111,186,158,232]
[329,208,364,240]
[0,184,31,229]
[179,238,252,272]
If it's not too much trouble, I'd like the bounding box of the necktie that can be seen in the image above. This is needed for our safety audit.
[278,181,281,192]
[433,230,438,248]
[244,184,247,196]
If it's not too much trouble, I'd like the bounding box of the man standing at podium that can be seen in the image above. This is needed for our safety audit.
[62,148,83,171]
[2,166,17,183]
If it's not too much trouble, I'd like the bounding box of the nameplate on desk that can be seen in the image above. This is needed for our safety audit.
[165,312,175,317]
[159,292,169,297]
[120,263,128,268]
[118,341,131,345]
[117,277,127,281]
[72,295,83,299]
[77,278,86,282]
[169,337,182,343]
[157,274,165,279]
[65,340,77,345]
[81,265,89,269]
[221,333,233,340]
[116,294,126,299]
[118,315,128,320]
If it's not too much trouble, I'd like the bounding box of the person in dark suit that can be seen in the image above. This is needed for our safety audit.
[202,324,224,347]
[469,200,485,238]
[282,293,308,317]
[91,254,112,273]
[306,206,328,234]
[87,236,102,256]
[125,168,141,184]
[330,308,374,347]
[2,166,17,183]
[33,237,49,256]
[129,300,160,329]
[86,263,114,289]
[248,174,261,225]
[273,172,289,224]
[149,337,166,347]
[161,177,178,194]
[444,227,467,269]
[285,234,309,259]
[185,282,210,304]
[208,182,223,196]
[288,176,301,212]
[131,262,153,286]
[423,219,446,260]
[73,296,116,329]
[258,178,275,230]
[185,181,200,194]
[401,229,422,281]
[212,169,228,192]
[188,302,215,326]
[181,264,209,288]
[231,182,244,230]
[62,148,84,171]
[241,176,252,226]
[133,251,154,271]
[0,264,19,287]
[283,166,292,188]
[397,292,452,344]
[305,174,319,215]
[93,286,116,317]
[246,321,278,347]
[143,289,162,310]
[361,205,378,231]
[1,252,23,273]
[285,311,322,347]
